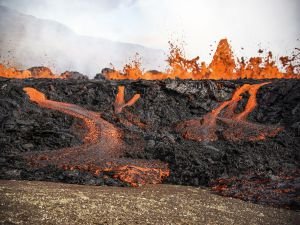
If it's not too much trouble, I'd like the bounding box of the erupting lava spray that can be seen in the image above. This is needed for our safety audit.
[104,39,300,80]
[1,39,299,80]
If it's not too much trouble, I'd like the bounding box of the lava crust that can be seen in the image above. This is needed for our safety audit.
[0,78,299,209]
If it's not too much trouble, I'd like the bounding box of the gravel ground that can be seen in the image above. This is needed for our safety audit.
[0,180,298,225]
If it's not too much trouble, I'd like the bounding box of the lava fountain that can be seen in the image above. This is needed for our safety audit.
[104,39,299,80]
[1,38,299,80]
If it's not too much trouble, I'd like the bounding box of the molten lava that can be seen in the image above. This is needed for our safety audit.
[0,64,31,79]
[114,86,141,114]
[1,39,299,80]
[176,83,282,142]
[0,64,60,79]
[23,87,169,186]
[104,39,300,80]
[208,39,237,80]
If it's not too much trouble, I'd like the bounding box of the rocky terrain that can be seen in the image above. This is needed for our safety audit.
[1,180,298,225]
[0,77,299,209]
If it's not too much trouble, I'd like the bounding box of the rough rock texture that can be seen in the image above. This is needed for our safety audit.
[0,79,82,155]
[0,180,298,225]
[0,78,299,208]
[210,170,300,210]
[28,67,55,78]
[61,71,89,80]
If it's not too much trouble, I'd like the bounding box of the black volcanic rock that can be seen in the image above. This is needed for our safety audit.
[94,73,106,80]
[28,67,55,78]
[254,79,300,129]
[61,71,89,80]
[0,79,82,156]
[94,68,116,80]
[0,77,299,209]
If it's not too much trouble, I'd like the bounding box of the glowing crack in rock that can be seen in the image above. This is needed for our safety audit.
[23,87,169,186]
[176,83,283,142]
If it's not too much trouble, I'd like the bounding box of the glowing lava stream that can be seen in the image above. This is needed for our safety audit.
[23,87,169,187]
[114,86,141,114]
[176,83,283,142]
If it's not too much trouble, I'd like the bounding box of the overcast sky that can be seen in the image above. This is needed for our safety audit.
[0,0,299,61]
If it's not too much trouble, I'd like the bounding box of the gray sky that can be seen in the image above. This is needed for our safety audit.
[0,0,299,61]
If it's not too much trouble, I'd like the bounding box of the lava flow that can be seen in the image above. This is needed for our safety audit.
[176,82,282,142]
[114,86,141,114]
[23,87,169,186]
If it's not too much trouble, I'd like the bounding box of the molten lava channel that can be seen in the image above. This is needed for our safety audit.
[23,87,169,187]
[176,83,282,142]
[114,86,141,114]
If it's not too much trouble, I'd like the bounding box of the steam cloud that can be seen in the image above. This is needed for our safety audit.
[0,0,299,77]
[0,1,164,77]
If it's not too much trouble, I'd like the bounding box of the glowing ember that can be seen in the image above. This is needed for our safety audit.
[114,86,141,114]
[23,87,169,186]
[176,83,282,142]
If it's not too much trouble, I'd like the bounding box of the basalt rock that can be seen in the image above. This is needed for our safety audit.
[94,73,106,80]
[0,79,82,156]
[0,77,299,209]
[28,66,55,78]
[61,71,89,80]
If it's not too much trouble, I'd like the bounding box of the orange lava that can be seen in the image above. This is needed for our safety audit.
[24,87,46,102]
[176,83,282,142]
[23,87,169,186]
[0,64,61,79]
[24,87,100,143]
[104,39,300,80]
[2,39,298,80]
[208,39,237,80]
[114,86,141,114]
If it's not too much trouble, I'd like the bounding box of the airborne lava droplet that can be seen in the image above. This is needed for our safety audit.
[23,87,169,187]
